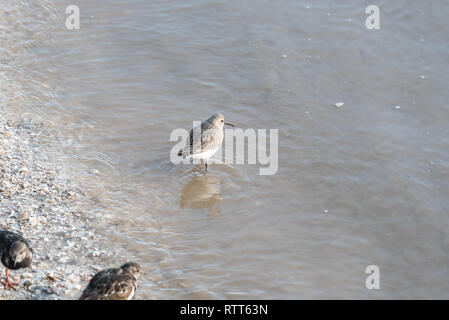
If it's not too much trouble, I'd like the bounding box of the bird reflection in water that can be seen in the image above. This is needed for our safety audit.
[180,174,222,214]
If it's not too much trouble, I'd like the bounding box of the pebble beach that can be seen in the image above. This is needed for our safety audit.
[0,115,111,299]
[0,1,132,300]
[0,2,113,299]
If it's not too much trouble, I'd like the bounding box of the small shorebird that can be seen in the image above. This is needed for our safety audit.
[0,230,33,290]
[178,113,234,170]
[79,262,141,300]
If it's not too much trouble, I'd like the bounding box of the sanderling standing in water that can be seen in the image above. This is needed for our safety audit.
[178,113,234,171]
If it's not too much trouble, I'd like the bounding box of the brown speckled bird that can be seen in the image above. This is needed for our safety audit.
[79,262,141,300]
[0,230,33,290]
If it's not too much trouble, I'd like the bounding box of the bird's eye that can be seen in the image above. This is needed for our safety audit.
[221,120,224,122]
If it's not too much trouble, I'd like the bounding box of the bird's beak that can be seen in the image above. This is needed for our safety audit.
[224,122,235,127]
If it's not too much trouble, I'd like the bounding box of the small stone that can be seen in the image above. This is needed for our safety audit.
[22,273,33,279]
[57,256,71,263]
[45,275,57,282]
[43,287,56,295]
[29,216,39,225]
[334,102,344,108]
[67,273,78,283]
[91,265,101,271]
[17,212,29,221]
[23,280,32,290]
[394,105,401,109]
[89,250,101,257]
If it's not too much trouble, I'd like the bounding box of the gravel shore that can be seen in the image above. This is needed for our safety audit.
[0,115,111,299]
[0,2,120,300]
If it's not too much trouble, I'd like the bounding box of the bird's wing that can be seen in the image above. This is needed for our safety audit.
[0,230,31,251]
[0,231,12,251]
[178,126,201,157]
[79,268,115,300]
[80,269,135,300]
[178,125,221,157]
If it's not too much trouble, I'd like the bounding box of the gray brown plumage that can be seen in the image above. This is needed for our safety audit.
[79,262,141,300]
[178,114,234,170]
[0,230,33,290]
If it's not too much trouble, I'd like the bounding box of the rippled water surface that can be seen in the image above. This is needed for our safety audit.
[2,0,449,299]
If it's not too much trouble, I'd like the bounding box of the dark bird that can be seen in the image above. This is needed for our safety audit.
[0,230,33,290]
[79,262,142,300]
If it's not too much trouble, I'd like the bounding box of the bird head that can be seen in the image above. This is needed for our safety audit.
[121,262,142,279]
[9,241,31,267]
[208,114,234,129]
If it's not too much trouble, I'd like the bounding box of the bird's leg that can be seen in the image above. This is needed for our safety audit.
[3,269,17,290]
[205,163,208,171]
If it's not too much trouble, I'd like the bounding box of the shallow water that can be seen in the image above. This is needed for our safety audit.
[2,0,449,299]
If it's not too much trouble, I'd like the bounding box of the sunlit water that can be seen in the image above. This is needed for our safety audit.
[1,0,449,299]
